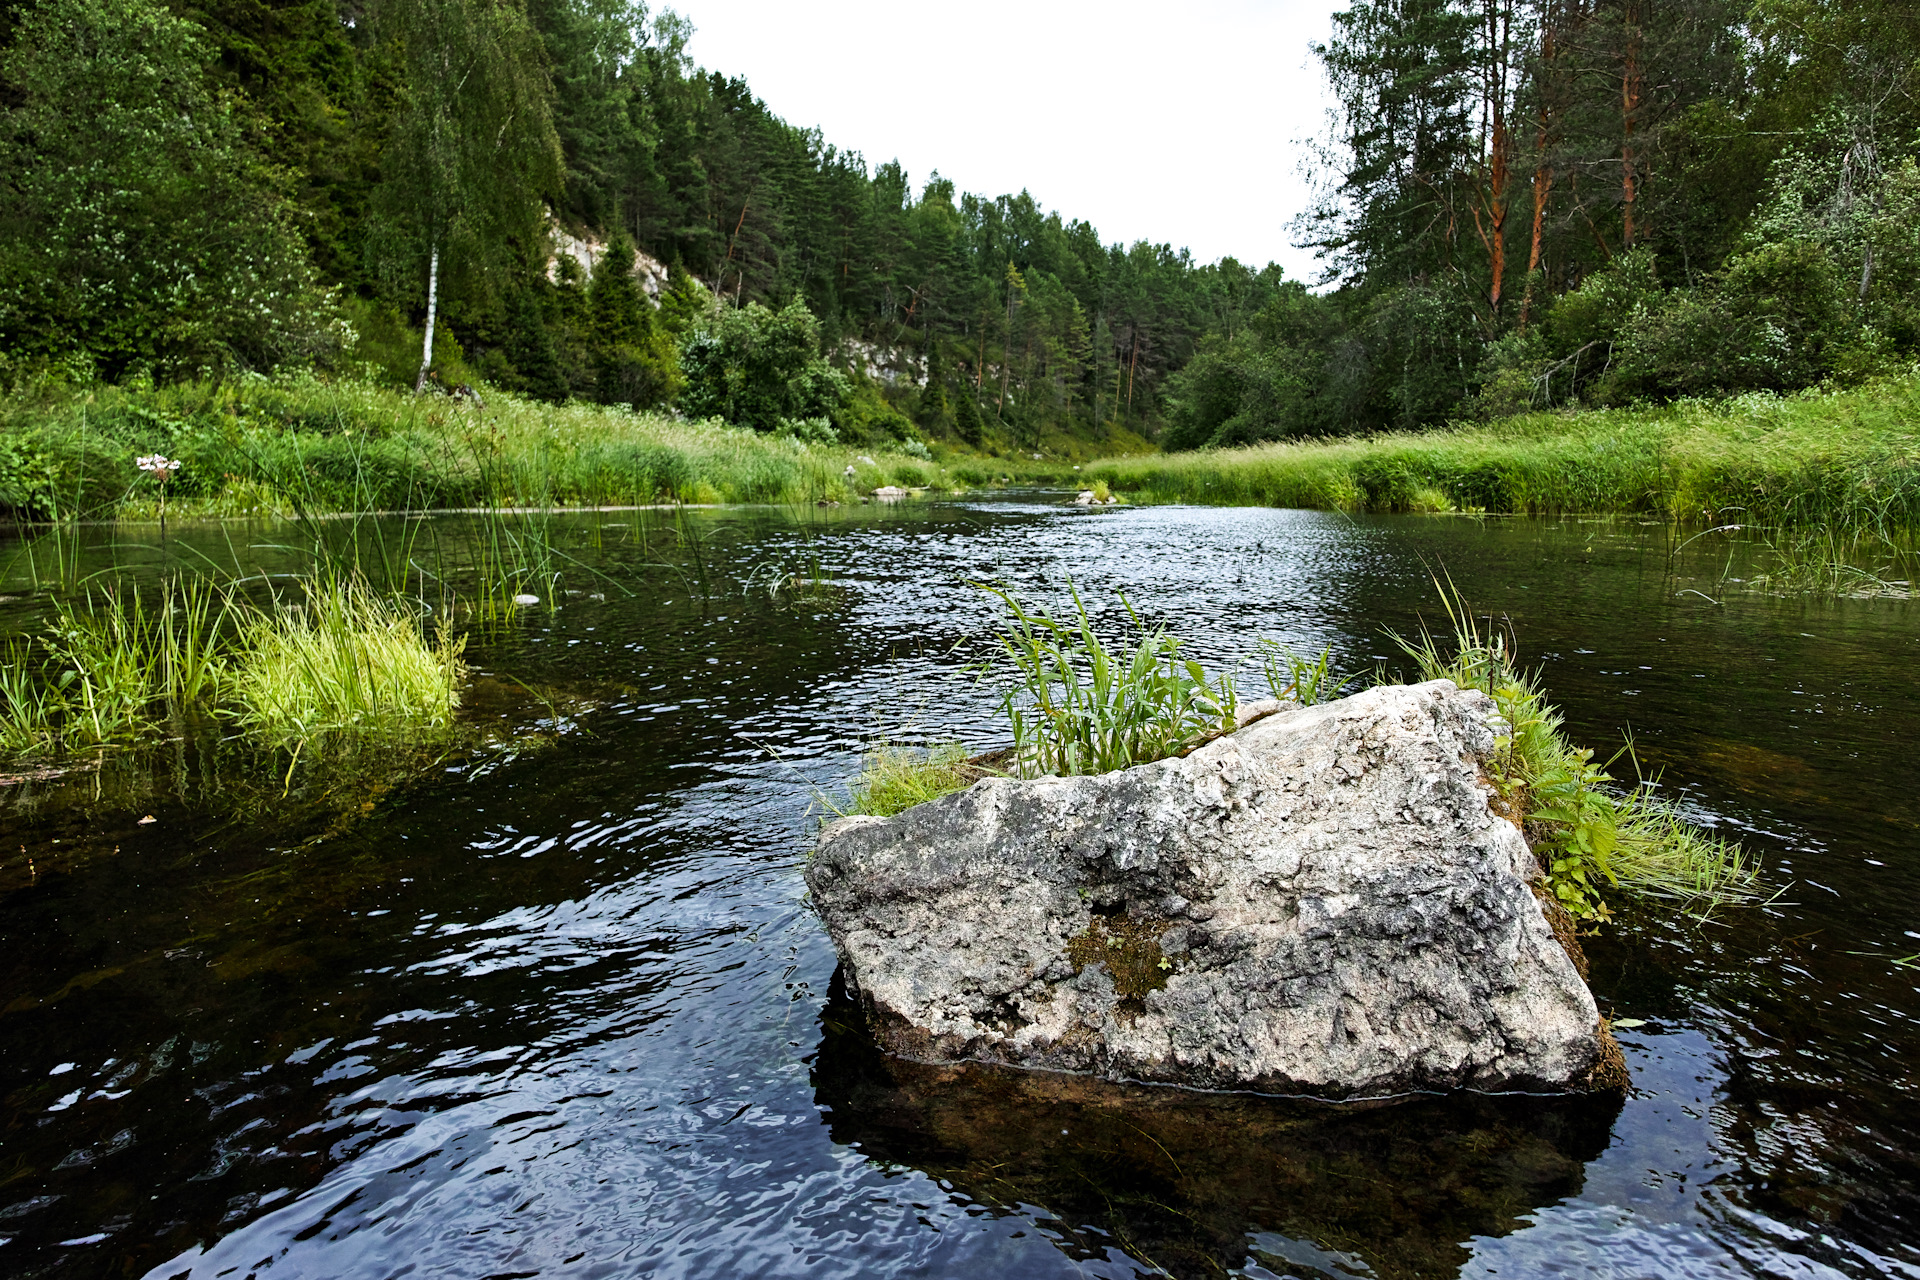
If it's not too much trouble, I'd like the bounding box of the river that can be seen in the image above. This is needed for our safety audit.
[0,499,1915,1279]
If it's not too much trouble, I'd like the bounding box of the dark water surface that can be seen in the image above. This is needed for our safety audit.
[1,501,1916,1279]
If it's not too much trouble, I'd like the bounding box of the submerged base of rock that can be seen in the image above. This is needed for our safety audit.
[807,680,1625,1098]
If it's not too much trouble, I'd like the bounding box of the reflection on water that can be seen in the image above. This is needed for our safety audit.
[0,502,1916,1279]
[815,973,1621,1280]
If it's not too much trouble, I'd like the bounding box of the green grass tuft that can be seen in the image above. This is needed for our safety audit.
[230,577,465,747]
[836,741,981,818]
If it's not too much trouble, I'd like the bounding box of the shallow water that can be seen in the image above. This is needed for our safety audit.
[1,501,1917,1279]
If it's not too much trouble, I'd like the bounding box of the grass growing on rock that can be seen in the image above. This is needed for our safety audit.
[838,579,1760,926]
[835,742,982,819]
[1397,580,1762,921]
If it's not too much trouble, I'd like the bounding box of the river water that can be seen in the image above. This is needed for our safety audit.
[0,500,1916,1279]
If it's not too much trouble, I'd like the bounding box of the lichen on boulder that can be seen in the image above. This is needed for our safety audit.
[806,679,1625,1098]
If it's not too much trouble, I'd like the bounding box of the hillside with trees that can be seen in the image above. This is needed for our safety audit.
[0,0,1293,454]
[1164,0,1920,449]
[2,0,1916,458]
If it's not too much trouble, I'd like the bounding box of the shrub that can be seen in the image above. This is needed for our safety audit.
[679,299,850,432]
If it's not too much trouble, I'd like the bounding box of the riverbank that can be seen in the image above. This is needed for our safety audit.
[0,376,1099,520]
[1086,373,1920,531]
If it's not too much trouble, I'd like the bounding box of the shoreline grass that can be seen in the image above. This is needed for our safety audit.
[1086,373,1920,534]
[0,373,1119,523]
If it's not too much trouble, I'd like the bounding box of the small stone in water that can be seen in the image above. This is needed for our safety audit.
[513,593,541,606]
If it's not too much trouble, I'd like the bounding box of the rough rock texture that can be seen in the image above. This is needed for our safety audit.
[807,680,1620,1098]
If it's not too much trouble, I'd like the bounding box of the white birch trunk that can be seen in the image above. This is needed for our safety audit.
[414,244,440,393]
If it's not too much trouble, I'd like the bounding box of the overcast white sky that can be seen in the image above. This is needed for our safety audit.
[674,0,1339,284]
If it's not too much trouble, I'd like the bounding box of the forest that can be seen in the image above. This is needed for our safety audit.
[1163,0,1920,450]
[1,0,1917,455]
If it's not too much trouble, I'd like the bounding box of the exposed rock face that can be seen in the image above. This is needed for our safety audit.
[807,680,1621,1098]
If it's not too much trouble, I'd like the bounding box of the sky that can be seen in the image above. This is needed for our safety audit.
[673,0,1340,285]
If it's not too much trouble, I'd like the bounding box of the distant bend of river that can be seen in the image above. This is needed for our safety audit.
[0,499,1916,1280]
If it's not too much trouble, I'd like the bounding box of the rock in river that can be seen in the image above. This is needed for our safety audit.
[806,680,1624,1098]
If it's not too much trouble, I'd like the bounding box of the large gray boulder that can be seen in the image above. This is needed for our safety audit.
[807,680,1623,1098]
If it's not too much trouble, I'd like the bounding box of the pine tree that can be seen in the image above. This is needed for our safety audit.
[918,338,950,431]
[588,234,680,408]
[952,384,984,446]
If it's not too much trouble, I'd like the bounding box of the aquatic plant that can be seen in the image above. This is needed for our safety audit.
[976,584,1237,778]
[1743,526,1915,598]
[1394,579,1760,920]
[0,638,62,755]
[134,452,181,521]
[1258,639,1357,706]
[229,576,465,747]
[0,577,235,755]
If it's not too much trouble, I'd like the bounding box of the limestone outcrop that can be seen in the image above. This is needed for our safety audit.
[806,680,1623,1098]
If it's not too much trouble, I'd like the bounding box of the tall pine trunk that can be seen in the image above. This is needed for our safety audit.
[1519,16,1560,328]
[414,243,440,393]
[1620,1,1642,247]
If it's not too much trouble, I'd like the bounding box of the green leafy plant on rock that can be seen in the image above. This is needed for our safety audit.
[976,583,1237,778]
[1394,577,1760,921]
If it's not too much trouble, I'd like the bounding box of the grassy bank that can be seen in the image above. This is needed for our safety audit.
[0,374,1096,520]
[1087,374,1920,531]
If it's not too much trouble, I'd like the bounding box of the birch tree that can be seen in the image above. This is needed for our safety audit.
[373,0,562,391]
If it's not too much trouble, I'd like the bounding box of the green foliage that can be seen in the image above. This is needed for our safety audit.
[1258,640,1357,706]
[1,577,232,754]
[679,300,850,432]
[1393,579,1760,920]
[836,741,979,818]
[1162,284,1356,449]
[369,0,562,327]
[833,382,920,448]
[978,584,1237,779]
[0,0,342,381]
